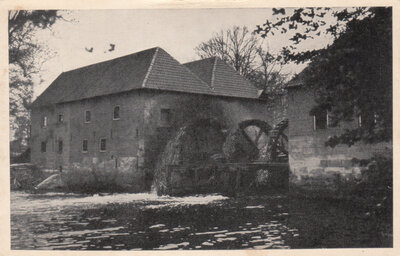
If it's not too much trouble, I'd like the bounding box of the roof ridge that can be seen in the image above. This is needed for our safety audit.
[161,49,212,91]
[210,57,218,91]
[180,63,213,92]
[142,47,159,88]
[63,47,159,74]
[215,58,254,84]
[183,57,216,90]
[184,56,217,65]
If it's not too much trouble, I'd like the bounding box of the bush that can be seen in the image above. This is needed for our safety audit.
[352,154,392,198]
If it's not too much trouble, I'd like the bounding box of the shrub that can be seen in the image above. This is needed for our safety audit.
[352,154,392,198]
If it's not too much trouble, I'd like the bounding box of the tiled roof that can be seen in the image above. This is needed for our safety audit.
[32,47,260,107]
[286,68,308,88]
[32,47,158,107]
[144,48,211,95]
[183,57,214,87]
[184,57,260,99]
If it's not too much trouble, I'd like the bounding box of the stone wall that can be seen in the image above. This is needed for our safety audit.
[287,86,392,189]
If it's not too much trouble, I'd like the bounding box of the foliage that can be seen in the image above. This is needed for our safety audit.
[9,10,62,148]
[352,154,392,192]
[10,148,31,164]
[351,155,392,229]
[255,7,371,63]
[195,26,287,94]
[256,7,392,146]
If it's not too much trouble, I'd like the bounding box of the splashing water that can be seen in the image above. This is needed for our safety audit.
[11,191,229,215]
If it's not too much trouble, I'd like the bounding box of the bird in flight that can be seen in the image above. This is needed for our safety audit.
[109,44,115,52]
[85,47,93,53]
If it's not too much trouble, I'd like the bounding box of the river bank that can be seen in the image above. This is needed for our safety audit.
[11,191,392,250]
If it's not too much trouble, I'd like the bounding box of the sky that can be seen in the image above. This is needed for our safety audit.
[32,9,334,98]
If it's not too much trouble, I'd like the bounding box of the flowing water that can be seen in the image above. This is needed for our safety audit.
[11,191,390,250]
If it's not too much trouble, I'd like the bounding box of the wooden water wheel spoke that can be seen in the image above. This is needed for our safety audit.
[256,118,289,162]
[239,119,271,155]
[277,142,288,155]
[240,120,271,150]
[254,129,264,146]
[281,133,288,142]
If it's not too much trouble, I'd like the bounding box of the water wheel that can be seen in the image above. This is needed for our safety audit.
[239,119,272,150]
[223,120,272,162]
[259,118,288,162]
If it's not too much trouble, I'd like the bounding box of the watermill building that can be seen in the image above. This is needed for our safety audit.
[30,47,286,192]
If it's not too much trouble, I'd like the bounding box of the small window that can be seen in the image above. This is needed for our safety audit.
[373,113,379,125]
[326,113,335,128]
[160,109,171,126]
[82,139,88,152]
[42,116,48,128]
[85,110,91,123]
[58,140,63,154]
[359,112,378,128]
[313,110,327,130]
[100,138,106,152]
[58,114,64,123]
[41,141,47,153]
[113,106,120,120]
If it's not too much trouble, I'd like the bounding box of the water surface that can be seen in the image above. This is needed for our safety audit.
[11,191,389,250]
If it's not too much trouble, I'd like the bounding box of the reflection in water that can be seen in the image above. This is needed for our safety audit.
[11,191,298,250]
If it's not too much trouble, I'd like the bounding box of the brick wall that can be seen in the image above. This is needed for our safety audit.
[31,89,286,190]
[31,90,145,170]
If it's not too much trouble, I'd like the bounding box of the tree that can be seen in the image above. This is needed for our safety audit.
[9,10,62,150]
[195,26,286,92]
[256,7,392,146]
[248,47,287,94]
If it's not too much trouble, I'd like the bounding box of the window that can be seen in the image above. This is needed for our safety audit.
[373,113,379,125]
[313,110,327,130]
[42,116,48,128]
[113,106,120,120]
[82,139,88,152]
[326,112,335,128]
[58,140,63,154]
[58,114,64,123]
[85,110,91,123]
[100,138,106,152]
[41,141,47,153]
[358,112,379,128]
[160,109,171,126]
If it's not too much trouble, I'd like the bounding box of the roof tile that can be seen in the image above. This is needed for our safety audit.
[32,47,261,107]
[184,57,260,99]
